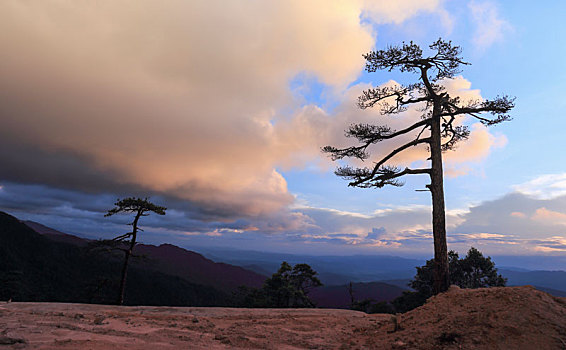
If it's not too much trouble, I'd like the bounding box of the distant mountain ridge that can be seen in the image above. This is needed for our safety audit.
[134,243,266,291]
[201,248,425,285]
[27,218,566,296]
[199,247,566,297]
[500,269,566,294]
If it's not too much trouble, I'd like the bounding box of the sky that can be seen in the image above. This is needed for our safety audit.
[1,1,566,259]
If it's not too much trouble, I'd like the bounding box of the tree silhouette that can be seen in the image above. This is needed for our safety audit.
[263,262,322,307]
[104,197,166,305]
[393,247,506,313]
[419,248,504,296]
[450,247,507,289]
[288,263,323,307]
[323,39,514,294]
[236,262,322,308]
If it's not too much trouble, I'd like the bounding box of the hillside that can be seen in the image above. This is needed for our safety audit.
[18,215,406,308]
[0,211,229,306]
[133,244,266,291]
[23,220,88,246]
[1,286,564,349]
[23,220,267,292]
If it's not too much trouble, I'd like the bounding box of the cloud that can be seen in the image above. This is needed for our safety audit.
[468,0,513,51]
[0,1,450,219]
[361,0,444,24]
[510,212,527,219]
[366,227,387,240]
[513,173,566,199]
[285,205,439,252]
[532,208,566,226]
[436,76,507,176]
[531,237,566,253]
[0,2,532,258]
[444,123,507,177]
[281,187,566,256]
[451,192,566,254]
[4,179,566,257]
[0,182,313,239]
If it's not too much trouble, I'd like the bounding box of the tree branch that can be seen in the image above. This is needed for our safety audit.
[336,165,431,188]
[345,137,430,186]
[370,167,432,188]
[111,232,133,241]
[322,119,431,161]
[415,124,429,141]
[420,67,436,97]
[441,125,470,151]
[441,96,515,125]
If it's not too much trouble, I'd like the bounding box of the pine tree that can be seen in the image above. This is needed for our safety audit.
[104,197,166,305]
[323,39,514,294]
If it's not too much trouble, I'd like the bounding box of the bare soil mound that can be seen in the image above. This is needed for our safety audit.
[0,286,564,349]
[382,285,566,349]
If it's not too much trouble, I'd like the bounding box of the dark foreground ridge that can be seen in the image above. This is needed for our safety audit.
[0,211,231,306]
[1,285,564,349]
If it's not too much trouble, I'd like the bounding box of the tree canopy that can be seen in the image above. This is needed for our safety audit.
[411,247,506,295]
[105,197,166,219]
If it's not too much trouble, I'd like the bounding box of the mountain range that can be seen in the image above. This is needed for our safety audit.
[2,210,565,307]
[200,247,566,295]
[1,211,407,307]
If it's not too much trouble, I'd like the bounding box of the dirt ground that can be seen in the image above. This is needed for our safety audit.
[1,286,565,349]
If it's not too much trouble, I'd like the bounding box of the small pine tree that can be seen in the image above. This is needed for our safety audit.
[103,197,166,305]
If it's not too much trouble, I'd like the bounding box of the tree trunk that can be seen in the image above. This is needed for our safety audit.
[117,249,131,305]
[429,101,449,294]
[117,210,142,305]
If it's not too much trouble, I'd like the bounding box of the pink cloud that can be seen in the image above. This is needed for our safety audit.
[510,212,527,219]
[532,208,566,226]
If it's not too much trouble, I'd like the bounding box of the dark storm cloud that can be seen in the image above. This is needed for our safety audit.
[0,134,131,195]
